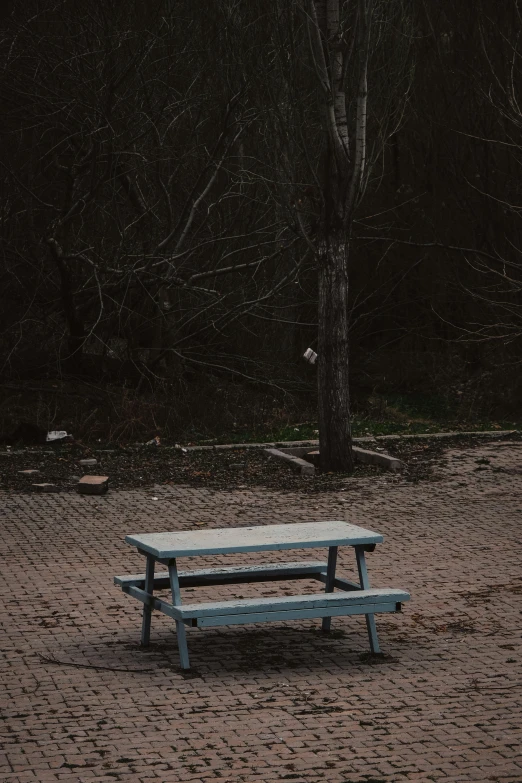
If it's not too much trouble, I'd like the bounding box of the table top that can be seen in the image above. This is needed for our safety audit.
[125,520,383,559]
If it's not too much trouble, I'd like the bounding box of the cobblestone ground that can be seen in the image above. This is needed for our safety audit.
[1,440,522,783]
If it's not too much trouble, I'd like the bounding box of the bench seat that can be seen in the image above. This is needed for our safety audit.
[114,561,330,590]
[179,588,409,617]
[177,588,409,627]
[112,586,408,628]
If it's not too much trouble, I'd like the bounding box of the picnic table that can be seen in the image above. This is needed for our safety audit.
[115,520,409,670]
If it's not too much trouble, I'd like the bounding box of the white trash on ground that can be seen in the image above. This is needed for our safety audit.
[46,431,73,442]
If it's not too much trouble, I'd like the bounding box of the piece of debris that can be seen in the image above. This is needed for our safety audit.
[46,430,73,443]
[145,436,161,446]
[19,469,40,475]
[352,446,404,472]
[77,475,109,495]
[79,458,97,466]
[263,447,315,476]
[32,483,58,492]
[305,450,321,467]
[303,347,318,364]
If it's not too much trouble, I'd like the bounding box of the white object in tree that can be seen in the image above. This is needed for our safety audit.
[303,348,317,364]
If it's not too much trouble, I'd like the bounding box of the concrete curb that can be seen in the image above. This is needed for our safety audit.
[364,429,517,442]
[0,430,517,458]
[351,446,403,473]
[264,444,404,476]
[263,448,315,476]
[181,429,518,453]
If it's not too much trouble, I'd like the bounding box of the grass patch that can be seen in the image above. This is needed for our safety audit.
[199,391,521,446]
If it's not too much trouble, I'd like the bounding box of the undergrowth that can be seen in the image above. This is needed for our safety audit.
[1,378,519,447]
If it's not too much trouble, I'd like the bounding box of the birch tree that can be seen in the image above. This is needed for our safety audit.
[289,0,413,470]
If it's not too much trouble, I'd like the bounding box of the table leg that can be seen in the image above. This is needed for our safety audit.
[168,560,191,670]
[321,546,338,632]
[355,546,381,654]
[140,555,155,646]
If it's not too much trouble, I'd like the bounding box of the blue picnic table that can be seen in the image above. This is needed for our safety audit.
[115,520,410,670]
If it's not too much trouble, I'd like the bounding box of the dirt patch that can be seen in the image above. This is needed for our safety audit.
[461,579,522,606]
[0,432,520,493]
[0,444,381,494]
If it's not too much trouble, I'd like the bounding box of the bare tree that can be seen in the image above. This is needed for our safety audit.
[457,0,522,344]
[244,0,413,469]
[0,1,304,390]
[2,0,426,447]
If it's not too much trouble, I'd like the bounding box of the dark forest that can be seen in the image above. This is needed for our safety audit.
[2,1,521,459]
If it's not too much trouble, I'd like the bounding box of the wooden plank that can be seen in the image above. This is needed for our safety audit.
[196,601,400,628]
[332,576,362,591]
[178,561,328,586]
[176,588,410,619]
[322,546,338,632]
[115,573,166,588]
[314,573,362,591]
[114,561,329,589]
[125,520,383,559]
[121,584,409,623]
[122,584,182,620]
[355,545,381,654]
[169,560,191,669]
[140,555,155,646]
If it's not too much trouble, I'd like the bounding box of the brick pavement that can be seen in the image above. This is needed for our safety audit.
[1,440,522,783]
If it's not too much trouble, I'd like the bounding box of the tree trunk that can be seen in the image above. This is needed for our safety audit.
[317,234,354,472]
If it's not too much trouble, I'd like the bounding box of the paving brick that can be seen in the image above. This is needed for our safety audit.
[76,475,109,495]
[1,439,522,782]
[31,482,58,492]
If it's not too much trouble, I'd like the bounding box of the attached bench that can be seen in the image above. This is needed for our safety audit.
[115,563,409,657]
[167,587,406,628]
[115,521,411,669]
[115,560,333,590]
